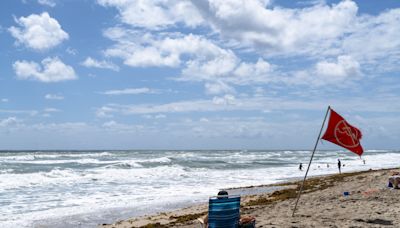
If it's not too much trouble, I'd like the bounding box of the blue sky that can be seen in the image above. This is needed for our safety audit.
[0,0,399,150]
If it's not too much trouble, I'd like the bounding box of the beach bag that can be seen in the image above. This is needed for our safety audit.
[239,216,255,228]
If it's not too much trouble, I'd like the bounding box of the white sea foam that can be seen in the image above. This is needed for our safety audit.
[0,150,399,228]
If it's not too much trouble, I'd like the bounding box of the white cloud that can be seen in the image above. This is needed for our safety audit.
[45,94,64,100]
[1,98,9,103]
[43,108,60,112]
[96,98,237,116]
[101,87,157,95]
[96,94,400,117]
[66,47,77,55]
[104,29,275,89]
[102,120,144,133]
[143,114,166,119]
[205,81,235,95]
[0,109,38,116]
[97,0,203,29]
[0,117,22,127]
[155,114,166,119]
[81,57,119,71]
[289,55,361,86]
[99,0,400,93]
[13,57,77,82]
[9,12,68,51]
[341,8,400,72]
[182,57,274,86]
[189,0,400,71]
[315,55,361,80]
[38,0,56,7]
[96,106,115,118]
[191,0,357,56]
[103,30,228,68]
[212,94,236,105]
[33,122,89,131]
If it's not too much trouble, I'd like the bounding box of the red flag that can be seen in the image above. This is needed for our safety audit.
[321,108,363,156]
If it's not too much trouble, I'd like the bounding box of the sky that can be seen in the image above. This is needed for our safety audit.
[0,0,399,150]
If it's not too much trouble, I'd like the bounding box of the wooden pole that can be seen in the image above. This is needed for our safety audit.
[292,106,330,217]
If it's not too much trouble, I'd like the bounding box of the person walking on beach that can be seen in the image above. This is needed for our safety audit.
[299,163,303,171]
[337,159,341,174]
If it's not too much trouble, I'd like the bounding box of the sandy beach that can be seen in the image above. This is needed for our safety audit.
[102,167,400,227]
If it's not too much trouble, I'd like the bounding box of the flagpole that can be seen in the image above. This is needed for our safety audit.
[292,105,331,217]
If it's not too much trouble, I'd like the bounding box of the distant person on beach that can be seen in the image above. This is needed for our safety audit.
[299,163,303,171]
[338,159,341,174]
[363,159,366,165]
[327,163,329,168]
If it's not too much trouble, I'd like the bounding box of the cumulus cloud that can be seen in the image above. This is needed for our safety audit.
[13,57,77,82]
[0,117,21,128]
[311,55,361,86]
[103,30,228,68]
[315,55,361,79]
[341,8,400,72]
[289,55,361,86]
[99,0,400,91]
[9,12,68,51]
[190,0,400,68]
[97,0,203,29]
[182,57,274,86]
[45,94,64,100]
[101,87,157,95]
[104,29,275,90]
[81,57,120,71]
[191,0,357,56]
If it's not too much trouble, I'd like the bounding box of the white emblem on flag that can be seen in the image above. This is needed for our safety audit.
[334,120,360,148]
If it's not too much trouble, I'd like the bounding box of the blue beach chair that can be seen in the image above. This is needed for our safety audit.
[199,195,241,228]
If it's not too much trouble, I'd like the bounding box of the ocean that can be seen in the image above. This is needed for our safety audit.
[0,149,399,227]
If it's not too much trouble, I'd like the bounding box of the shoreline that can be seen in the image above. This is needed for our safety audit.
[101,167,400,227]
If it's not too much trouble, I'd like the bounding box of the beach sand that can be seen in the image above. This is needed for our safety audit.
[101,168,400,227]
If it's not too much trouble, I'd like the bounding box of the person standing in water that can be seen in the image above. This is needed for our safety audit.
[299,163,303,171]
[337,159,341,174]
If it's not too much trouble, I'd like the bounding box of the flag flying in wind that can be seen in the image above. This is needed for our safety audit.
[321,108,364,156]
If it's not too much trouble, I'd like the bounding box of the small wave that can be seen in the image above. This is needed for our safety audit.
[42,168,80,178]
[0,154,36,161]
[365,149,391,153]
[140,157,172,163]
[33,152,114,159]
[0,169,15,174]
[104,161,143,169]
[2,158,115,165]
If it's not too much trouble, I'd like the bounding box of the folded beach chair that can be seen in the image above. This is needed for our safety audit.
[198,195,241,228]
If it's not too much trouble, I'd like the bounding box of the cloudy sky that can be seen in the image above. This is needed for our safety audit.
[0,0,399,150]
